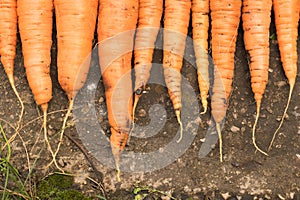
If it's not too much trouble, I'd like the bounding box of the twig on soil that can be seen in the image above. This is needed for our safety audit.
[64,132,107,198]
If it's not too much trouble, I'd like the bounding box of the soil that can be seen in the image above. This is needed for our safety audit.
[0,16,299,200]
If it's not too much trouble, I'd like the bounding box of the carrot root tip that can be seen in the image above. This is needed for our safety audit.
[252,102,268,156]
[175,110,183,143]
[216,122,223,162]
[128,95,140,144]
[116,168,121,182]
[200,99,208,114]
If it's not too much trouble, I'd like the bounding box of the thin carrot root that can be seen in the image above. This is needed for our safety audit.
[10,80,24,131]
[268,81,295,151]
[127,94,140,144]
[111,144,121,182]
[200,98,208,114]
[42,104,63,172]
[252,101,268,156]
[175,110,183,143]
[6,74,24,131]
[50,98,74,171]
[271,0,298,151]
[116,164,121,182]
[216,122,223,162]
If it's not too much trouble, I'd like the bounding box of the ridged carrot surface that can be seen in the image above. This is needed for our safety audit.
[163,0,191,142]
[18,0,56,170]
[210,0,241,162]
[268,0,299,151]
[242,0,272,155]
[97,0,138,181]
[0,0,17,86]
[17,0,53,113]
[133,0,163,121]
[55,0,98,101]
[52,0,98,171]
[192,0,210,114]
[0,0,24,129]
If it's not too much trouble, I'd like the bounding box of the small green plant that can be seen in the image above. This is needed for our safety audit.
[133,183,177,200]
[269,33,277,40]
[0,124,31,200]
[0,124,107,200]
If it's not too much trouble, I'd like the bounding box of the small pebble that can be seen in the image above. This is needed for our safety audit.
[98,96,104,103]
[240,108,247,114]
[266,106,273,114]
[231,161,240,168]
[138,108,147,117]
[200,138,205,143]
[221,192,231,199]
[241,127,246,133]
[230,126,240,133]
[233,113,238,119]
[275,81,287,87]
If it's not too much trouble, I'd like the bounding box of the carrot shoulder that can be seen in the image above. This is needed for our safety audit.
[163,0,191,142]
[133,0,163,123]
[97,0,138,180]
[192,0,210,114]
[210,0,241,162]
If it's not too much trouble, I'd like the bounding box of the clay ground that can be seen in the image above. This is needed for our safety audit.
[0,17,299,199]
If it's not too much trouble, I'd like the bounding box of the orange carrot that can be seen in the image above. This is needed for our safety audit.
[97,0,138,181]
[268,0,299,151]
[132,0,163,131]
[17,0,56,168]
[0,0,24,129]
[242,0,272,156]
[52,0,98,170]
[163,0,191,142]
[210,0,241,162]
[192,0,210,114]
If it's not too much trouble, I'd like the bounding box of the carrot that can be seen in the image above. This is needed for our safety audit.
[51,0,98,170]
[191,0,210,114]
[163,0,191,142]
[0,0,24,130]
[17,0,55,168]
[268,0,299,151]
[97,0,138,181]
[210,0,241,162]
[242,0,272,156]
[132,0,163,134]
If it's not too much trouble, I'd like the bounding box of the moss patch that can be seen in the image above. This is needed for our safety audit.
[37,173,92,200]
